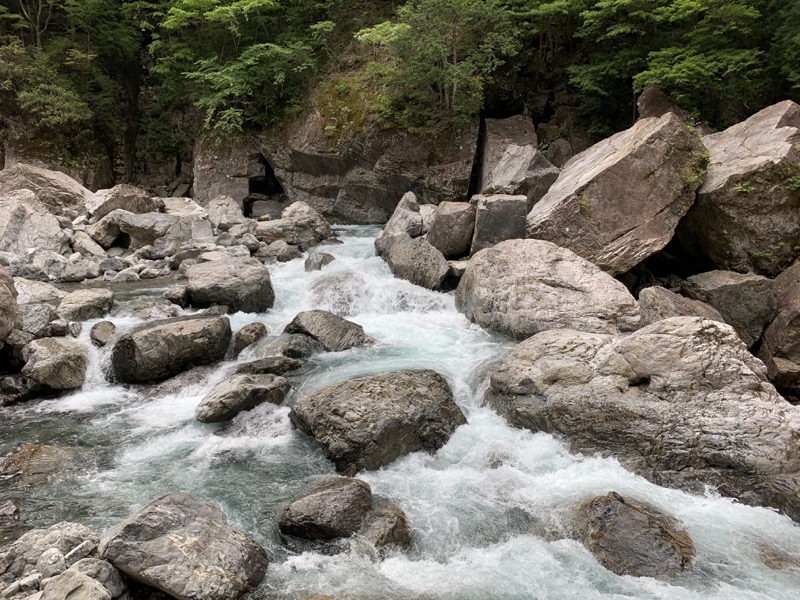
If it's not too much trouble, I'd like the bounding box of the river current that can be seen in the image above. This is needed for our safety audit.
[2,226,800,599]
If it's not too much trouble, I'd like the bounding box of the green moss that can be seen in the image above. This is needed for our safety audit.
[681,149,710,187]
[734,181,755,194]
[787,175,800,192]
[579,192,591,217]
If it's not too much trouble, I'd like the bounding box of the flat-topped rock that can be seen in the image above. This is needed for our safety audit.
[57,288,114,322]
[185,257,274,313]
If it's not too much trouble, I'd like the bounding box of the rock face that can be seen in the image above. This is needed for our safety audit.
[0,190,71,256]
[57,288,115,322]
[0,163,92,216]
[526,112,707,275]
[195,374,288,423]
[571,492,694,578]
[682,270,777,347]
[1,265,20,344]
[87,184,161,220]
[279,477,373,540]
[426,202,476,259]
[185,258,274,313]
[22,338,88,390]
[469,195,527,255]
[284,310,372,352]
[110,315,232,384]
[638,286,725,327]
[676,100,800,276]
[290,370,466,475]
[486,317,800,520]
[455,239,640,339]
[378,234,449,291]
[99,492,269,600]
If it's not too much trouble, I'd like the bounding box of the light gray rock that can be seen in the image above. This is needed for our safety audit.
[0,163,92,216]
[19,303,58,338]
[12,279,66,305]
[254,202,330,250]
[90,321,115,348]
[279,478,372,540]
[378,233,449,291]
[232,322,267,357]
[195,373,288,423]
[470,195,527,255]
[161,197,208,219]
[57,289,114,322]
[486,317,800,520]
[22,338,88,390]
[304,252,335,272]
[36,548,66,578]
[40,569,111,600]
[638,286,725,327]
[526,113,707,275]
[207,195,246,231]
[426,202,476,259]
[87,185,162,220]
[87,210,177,249]
[374,192,423,256]
[290,370,466,475]
[68,559,124,599]
[186,257,274,313]
[71,232,107,260]
[109,315,231,384]
[262,333,323,359]
[455,239,640,339]
[0,190,71,256]
[1,265,20,344]
[99,492,269,600]
[283,310,373,352]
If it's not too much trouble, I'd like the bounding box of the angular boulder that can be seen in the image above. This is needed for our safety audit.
[638,286,725,327]
[109,315,231,384]
[232,322,267,357]
[99,492,268,600]
[22,338,88,390]
[486,317,800,520]
[195,374,288,423]
[290,370,466,475]
[469,194,527,255]
[234,356,303,376]
[283,310,372,352]
[758,263,800,395]
[185,257,274,313]
[378,233,449,291]
[87,184,162,220]
[304,252,335,272]
[0,163,92,216]
[374,192,424,256]
[279,477,372,540]
[207,195,247,231]
[57,288,114,322]
[254,201,330,249]
[1,265,20,344]
[87,209,177,249]
[40,568,112,600]
[90,321,116,347]
[0,189,71,256]
[455,239,640,339]
[426,202,476,259]
[526,112,707,275]
[19,302,58,338]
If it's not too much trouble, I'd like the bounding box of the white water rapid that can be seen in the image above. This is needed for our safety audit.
[2,226,800,599]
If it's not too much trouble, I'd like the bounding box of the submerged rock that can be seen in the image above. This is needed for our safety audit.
[283,310,373,352]
[361,502,412,555]
[87,184,161,220]
[185,257,274,313]
[195,373,288,423]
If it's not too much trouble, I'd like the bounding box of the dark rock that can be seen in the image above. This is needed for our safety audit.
[279,478,372,540]
[185,258,274,313]
[470,195,527,255]
[90,321,116,347]
[195,374,288,423]
[304,253,335,272]
[362,502,412,555]
[284,310,373,352]
[234,356,303,376]
[0,266,20,345]
[232,322,267,357]
[378,233,449,291]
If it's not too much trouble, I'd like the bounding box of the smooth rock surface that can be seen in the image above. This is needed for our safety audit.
[186,258,274,313]
[195,374,288,423]
[283,310,372,352]
[57,289,114,322]
[378,234,449,291]
[40,569,111,600]
[232,322,267,357]
[470,195,527,255]
[279,478,372,540]
[426,202,476,259]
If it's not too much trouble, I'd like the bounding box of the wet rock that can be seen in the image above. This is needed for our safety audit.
[571,492,694,578]
[109,315,231,384]
[144,366,218,399]
[185,258,274,313]
[426,202,476,259]
[262,334,324,359]
[99,492,269,600]
[87,185,161,220]
[163,286,189,308]
[469,195,527,255]
[361,502,412,555]
[57,289,114,322]
[374,192,424,256]
[284,310,373,352]
[195,373,288,423]
[234,356,303,376]
[0,500,19,523]
[0,190,71,257]
[304,253,335,272]
[279,477,372,540]
[0,163,92,216]
[12,279,66,305]
[378,233,449,291]
[290,370,466,475]
[486,317,800,520]
[638,286,725,327]
[90,321,116,347]
[682,270,776,347]
[22,338,88,390]
[1,266,20,344]
[0,444,80,486]
[527,113,706,275]
[40,568,111,600]
[456,239,640,339]
[232,322,267,357]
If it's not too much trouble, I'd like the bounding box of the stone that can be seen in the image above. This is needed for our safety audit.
[99,492,268,600]
[362,503,412,555]
[378,233,449,291]
[0,163,92,216]
[163,286,189,308]
[90,321,116,347]
[87,210,177,250]
[374,192,424,256]
[455,239,640,339]
[19,303,58,338]
[57,289,114,322]
[113,301,179,321]
[290,370,466,475]
[426,202,476,259]
[254,202,330,250]
[470,195,527,255]
[486,317,800,520]
[758,263,800,394]
[63,542,95,567]
[13,279,66,305]
[68,559,124,599]
[22,338,88,390]
[571,492,694,578]
[1,265,20,344]
[261,240,303,262]
[234,356,303,376]
[304,253,335,272]
[36,548,67,578]
[682,270,777,347]
[526,113,707,275]
[185,258,274,313]
[0,190,71,256]
[638,286,725,327]
[232,322,267,357]
[161,197,208,219]
[40,567,112,600]
[87,185,162,220]
[207,195,246,231]
[109,315,231,384]
[675,100,800,276]
[279,478,372,540]
[195,374,288,423]
[262,334,323,359]
[0,500,19,523]
[283,310,373,352]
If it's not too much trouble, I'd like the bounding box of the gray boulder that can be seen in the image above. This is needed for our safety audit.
[254,201,330,250]
[87,209,177,249]
[87,185,161,220]
[185,257,274,313]
[0,163,92,216]
[262,333,323,359]
[304,252,335,272]
[470,194,527,255]
[290,370,466,475]
[69,559,125,599]
[374,192,424,256]
[109,315,231,384]
[378,233,449,291]
[13,278,66,304]
[232,322,267,357]
[207,195,246,231]
[234,356,303,376]
[90,321,116,348]
[486,317,800,520]
[426,202,476,259]
[19,302,58,338]
[283,310,373,352]
[526,112,707,275]
[99,492,268,600]
[1,265,20,344]
[71,231,107,260]
[195,374,288,423]
[758,263,800,395]
[40,569,111,600]
[361,502,412,555]
[0,190,71,256]
[22,338,88,390]
[57,288,114,322]
[455,239,640,339]
[279,477,372,540]
[638,286,725,327]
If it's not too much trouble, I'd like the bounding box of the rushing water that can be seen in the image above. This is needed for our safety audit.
[2,226,800,599]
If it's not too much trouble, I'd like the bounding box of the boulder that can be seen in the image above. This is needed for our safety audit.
[234,356,303,376]
[185,258,274,313]
[254,202,330,249]
[469,195,527,255]
[19,302,58,338]
[362,502,412,555]
[486,317,800,520]
[99,492,268,600]
[378,233,449,291]
[571,492,694,578]
[1,265,20,344]
[0,163,92,216]
[682,270,777,347]
[283,310,373,352]
[263,333,323,359]
[232,322,267,357]
[304,252,335,272]
[13,278,66,304]
[758,263,800,394]
[195,373,288,423]
[71,231,107,260]
[40,569,112,600]
[207,195,247,231]
[638,286,725,327]
[455,239,640,339]
[290,370,466,475]
[22,338,88,390]
[90,321,116,347]
[675,100,800,276]
[0,190,71,256]
[57,288,114,322]
[426,202,476,259]
[87,185,162,220]
[279,477,372,540]
[109,315,231,384]
[68,559,125,599]
[162,197,208,219]
[374,192,424,256]
[526,112,707,275]
[87,210,177,249]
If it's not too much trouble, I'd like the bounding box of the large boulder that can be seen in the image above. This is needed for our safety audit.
[57,288,114,322]
[207,195,247,231]
[279,477,372,540]
[526,112,707,275]
[13,278,66,304]
[87,185,162,220]
[675,100,800,276]
[87,209,177,249]
[283,310,373,352]
[254,201,330,249]
[290,370,466,475]
[486,317,800,520]
[195,374,288,423]
[109,315,231,384]
[40,568,112,600]
[426,202,476,259]
[0,163,92,216]
[378,233,449,291]
[19,302,58,338]
[374,192,424,256]
[99,492,268,600]
[469,194,527,255]
[638,286,725,327]
[1,265,20,344]
[455,239,640,339]
[185,257,274,313]
[22,338,88,390]
[0,190,71,256]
